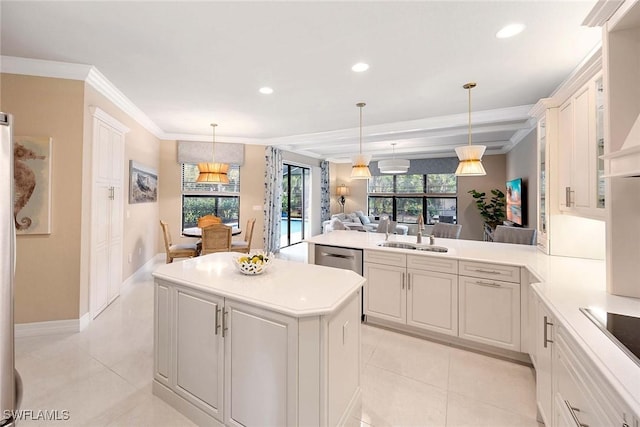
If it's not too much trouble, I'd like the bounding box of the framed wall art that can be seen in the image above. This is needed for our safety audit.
[14,136,52,235]
[129,160,158,203]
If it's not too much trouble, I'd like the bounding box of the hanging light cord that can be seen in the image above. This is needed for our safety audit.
[211,123,217,161]
[463,82,476,146]
[357,102,365,154]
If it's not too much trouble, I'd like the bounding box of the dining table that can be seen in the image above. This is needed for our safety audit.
[182,226,241,238]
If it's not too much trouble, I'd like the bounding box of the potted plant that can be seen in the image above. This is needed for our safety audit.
[468,189,506,229]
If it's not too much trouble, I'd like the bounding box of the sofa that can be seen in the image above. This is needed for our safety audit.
[323,211,409,235]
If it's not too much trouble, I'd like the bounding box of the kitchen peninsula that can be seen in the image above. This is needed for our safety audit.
[307,231,640,425]
[151,252,364,427]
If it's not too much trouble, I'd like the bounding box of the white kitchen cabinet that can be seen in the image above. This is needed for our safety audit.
[364,262,406,323]
[224,299,297,427]
[364,251,406,323]
[557,71,605,219]
[154,282,170,387]
[406,269,458,336]
[175,288,225,421]
[553,328,609,427]
[535,294,554,426]
[458,261,521,352]
[365,252,458,336]
[153,275,361,427]
[458,276,521,352]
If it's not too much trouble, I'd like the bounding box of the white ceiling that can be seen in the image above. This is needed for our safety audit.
[0,1,601,162]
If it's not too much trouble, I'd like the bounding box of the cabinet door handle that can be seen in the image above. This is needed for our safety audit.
[214,306,220,335]
[566,186,574,207]
[544,315,554,348]
[408,273,411,290]
[565,400,589,427]
[473,269,500,275]
[401,273,405,290]
[222,310,229,338]
[475,280,501,288]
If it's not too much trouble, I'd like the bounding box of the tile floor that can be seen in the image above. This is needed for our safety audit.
[15,244,541,426]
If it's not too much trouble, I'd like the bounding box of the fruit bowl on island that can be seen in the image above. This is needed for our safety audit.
[233,252,273,275]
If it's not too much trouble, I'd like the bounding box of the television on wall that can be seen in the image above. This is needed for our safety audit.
[505,178,524,226]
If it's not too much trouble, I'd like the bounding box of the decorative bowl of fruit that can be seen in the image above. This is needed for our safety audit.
[233,252,273,275]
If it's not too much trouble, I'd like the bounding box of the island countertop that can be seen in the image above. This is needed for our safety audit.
[306,230,640,417]
[152,251,365,318]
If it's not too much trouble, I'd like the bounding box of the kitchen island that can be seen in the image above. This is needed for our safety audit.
[307,231,640,423]
[152,252,365,427]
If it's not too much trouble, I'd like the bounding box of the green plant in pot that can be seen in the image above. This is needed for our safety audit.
[468,189,506,229]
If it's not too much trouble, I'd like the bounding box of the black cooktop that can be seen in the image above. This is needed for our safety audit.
[581,308,640,367]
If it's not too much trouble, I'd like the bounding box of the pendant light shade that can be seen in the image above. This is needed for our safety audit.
[351,102,371,179]
[455,82,487,177]
[197,123,230,184]
[379,142,410,174]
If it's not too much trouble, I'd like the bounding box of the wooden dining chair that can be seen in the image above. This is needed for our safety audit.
[201,223,232,255]
[231,218,256,254]
[160,220,198,263]
[197,214,222,228]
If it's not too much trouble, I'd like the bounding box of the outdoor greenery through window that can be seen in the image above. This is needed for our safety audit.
[368,173,457,224]
[181,164,240,229]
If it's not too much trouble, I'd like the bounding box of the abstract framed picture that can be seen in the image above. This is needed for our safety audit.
[129,160,158,203]
[14,136,52,235]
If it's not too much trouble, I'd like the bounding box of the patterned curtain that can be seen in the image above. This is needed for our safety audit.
[320,160,331,223]
[263,146,283,253]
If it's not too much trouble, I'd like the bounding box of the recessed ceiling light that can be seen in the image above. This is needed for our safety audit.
[259,87,274,94]
[351,62,370,73]
[496,23,525,39]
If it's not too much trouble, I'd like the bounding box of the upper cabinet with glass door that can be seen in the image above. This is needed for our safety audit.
[556,63,606,220]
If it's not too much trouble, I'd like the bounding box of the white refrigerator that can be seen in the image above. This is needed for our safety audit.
[1,112,22,427]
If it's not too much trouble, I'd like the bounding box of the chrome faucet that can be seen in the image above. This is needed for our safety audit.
[417,231,422,244]
[385,221,390,241]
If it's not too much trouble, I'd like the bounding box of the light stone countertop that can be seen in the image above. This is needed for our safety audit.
[306,230,640,417]
[152,251,365,318]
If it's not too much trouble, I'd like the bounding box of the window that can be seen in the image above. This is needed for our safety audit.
[368,173,457,224]
[181,164,240,229]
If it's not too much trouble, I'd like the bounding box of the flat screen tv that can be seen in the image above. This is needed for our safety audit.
[505,178,524,226]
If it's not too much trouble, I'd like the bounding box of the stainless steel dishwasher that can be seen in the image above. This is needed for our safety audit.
[314,245,364,320]
[314,244,363,275]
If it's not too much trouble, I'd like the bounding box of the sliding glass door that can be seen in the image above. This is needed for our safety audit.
[281,164,310,248]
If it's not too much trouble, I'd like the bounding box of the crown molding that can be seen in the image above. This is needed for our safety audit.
[165,132,263,145]
[545,45,602,107]
[85,67,164,137]
[582,0,625,27]
[1,55,92,80]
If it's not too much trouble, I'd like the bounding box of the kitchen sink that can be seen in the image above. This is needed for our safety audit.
[377,242,418,249]
[376,241,448,253]
[416,245,448,253]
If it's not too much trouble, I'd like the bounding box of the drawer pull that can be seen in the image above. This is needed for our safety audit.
[565,400,589,427]
[543,315,554,348]
[473,268,501,274]
[475,280,501,288]
[402,273,405,290]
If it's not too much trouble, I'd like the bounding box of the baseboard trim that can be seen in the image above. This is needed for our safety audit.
[16,255,164,338]
[15,318,82,338]
[121,254,164,294]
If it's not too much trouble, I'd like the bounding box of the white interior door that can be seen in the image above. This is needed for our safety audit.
[90,108,128,318]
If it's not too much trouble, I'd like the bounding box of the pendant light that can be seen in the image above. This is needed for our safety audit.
[351,102,371,179]
[378,142,410,174]
[197,123,230,184]
[455,82,487,176]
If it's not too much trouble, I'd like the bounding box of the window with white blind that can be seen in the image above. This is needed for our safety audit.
[181,164,241,229]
